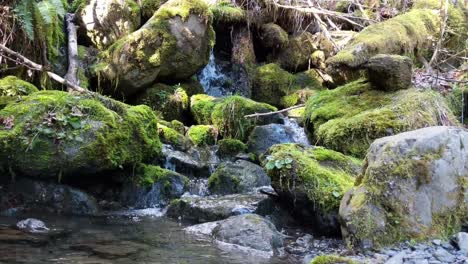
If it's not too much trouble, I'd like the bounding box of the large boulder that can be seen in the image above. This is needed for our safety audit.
[304,79,458,158]
[100,0,214,96]
[208,160,270,195]
[339,126,468,249]
[0,76,38,109]
[0,91,161,179]
[79,0,141,49]
[263,144,361,233]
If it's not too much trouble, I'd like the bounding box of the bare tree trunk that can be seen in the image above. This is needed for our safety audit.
[64,13,80,91]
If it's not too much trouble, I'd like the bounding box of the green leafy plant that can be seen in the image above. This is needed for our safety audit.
[265,156,293,170]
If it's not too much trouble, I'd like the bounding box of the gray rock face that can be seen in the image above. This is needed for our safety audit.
[247,124,298,156]
[339,126,468,249]
[162,144,219,178]
[454,232,468,254]
[212,214,284,252]
[79,0,141,49]
[366,54,412,91]
[208,160,270,195]
[166,193,266,223]
[16,219,49,233]
[10,178,99,215]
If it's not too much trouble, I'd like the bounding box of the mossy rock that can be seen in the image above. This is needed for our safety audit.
[263,143,361,232]
[217,138,246,157]
[100,0,215,96]
[276,32,317,72]
[158,124,191,150]
[141,0,167,19]
[187,125,217,146]
[327,9,439,68]
[366,54,413,91]
[309,255,357,264]
[191,94,278,141]
[260,23,289,48]
[0,76,39,109]
[210,1,246,24]
[339,126,468,249]
[0,91,161,180]
[252,63,296,107]
[304,79,458,158]
[134,83,189,122]
[446,85,467,125]
[280,89,318,108]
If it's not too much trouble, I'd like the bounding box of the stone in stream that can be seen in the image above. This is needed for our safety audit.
[339,126,468,249]
[207,160,270,195]
[166,193,267,223]
[162,144,218,178]
[16,219,49,233]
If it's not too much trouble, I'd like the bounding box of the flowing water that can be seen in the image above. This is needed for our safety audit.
[198,52,231,97]
[0,214,291,264]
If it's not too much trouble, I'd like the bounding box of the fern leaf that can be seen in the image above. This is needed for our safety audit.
[14,0,35,40]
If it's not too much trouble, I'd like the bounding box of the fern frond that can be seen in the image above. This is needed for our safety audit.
[14,0,35,40]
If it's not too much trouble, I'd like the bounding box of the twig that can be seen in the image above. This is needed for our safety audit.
[244,104,305,118]
[421,74,468,83]
[429,0,448,66]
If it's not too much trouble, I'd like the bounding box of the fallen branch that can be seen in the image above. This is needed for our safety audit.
[244,104,305,118]
[64,13,80,90]
[429,0,448,66]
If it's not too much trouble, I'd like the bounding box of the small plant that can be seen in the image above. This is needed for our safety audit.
[265,156,293,170]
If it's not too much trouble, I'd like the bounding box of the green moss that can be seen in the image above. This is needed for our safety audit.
[260,23,289,48]
[446,85,467,125]
[0,76,39,108]
[170,119,185,134]
[158,123,190,148]
[217,138,246,156]
[252,63,296,107]
[280,89,318,108]
[211,96,276,141]
[190,94,218,124]
[187,125,217,146]
[310,255,357,264]
[210,1,246,24]
[141,0,164,18]
[276,32,317,71]
[328,9,439,67]
[304,79,458,158]
[207,164,241,194]
[0,90,161,179]
[136,163,172,187]
[264,144,358,213]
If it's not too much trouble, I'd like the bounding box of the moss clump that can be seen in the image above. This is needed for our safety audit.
[170,119,185,134]
[210,1,246,24]
[260,23,289,48]
[446,85,467,125]
[276,32,317,72]
[217,138,246,156]
[211,96,276,141]
[252,63,296,107]
[264,144,360,214]
[0,76,39,108]
[190,94,219,124]
[304,79,458,158]
[280,89,318,108]
[187,125,217,146]
[327,9,439,67]
[309,255,357,264]
[141,0,165,19]
[158,123,191,149]
[207,165,241,195]
[0,90,161,180]
[134,83,189,122]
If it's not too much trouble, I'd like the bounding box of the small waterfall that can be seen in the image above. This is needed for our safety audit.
[283,117,310,146]
[162,144,177,171]
[198,51,230,97]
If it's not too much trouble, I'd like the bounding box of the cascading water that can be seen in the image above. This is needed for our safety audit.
[282,117,310,146]
[198,51,230,97]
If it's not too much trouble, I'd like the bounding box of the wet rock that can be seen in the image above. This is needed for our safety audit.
[9,178,99,215]
[366,54,412,91]
[166,193,266,223]
[339,126,468,249]
[247,123,301,155]
[212,214,284,252]
[78,0,141,49]
[16,219,49,233]
[208,160,270,195]
[454,232,468,254]
[162,144,219,177]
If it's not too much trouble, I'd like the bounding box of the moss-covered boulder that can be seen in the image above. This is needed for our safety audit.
[217,138,246,157]
[208,160,270,195]
[78,0,141,49]
[210,1,246,24]
[190,94,278,141]
[339,126,468,249]
[187,125,218,146]
[100,0,214,96]
[327,9,439,68]
[304,79,458,158]
[0,76,38,108]
[158,124,192,150]
[121,164,188,208]
[276,32,317,72]
[263,144,361,233]
[0,91,161,180]
[260,23,289,48]
[252,63,295,107]
[366,54,413,91]
[134,83,189,122]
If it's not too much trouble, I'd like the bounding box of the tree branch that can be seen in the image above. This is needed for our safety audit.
[64,13,80,90]
[244,104,305,118]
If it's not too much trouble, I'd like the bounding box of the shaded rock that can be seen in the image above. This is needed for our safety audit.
[16,219,49,233]
[208,160,270,195]
[120,165,188,208]
[162,144,218,177]
[276,32,317,72]
[78,0,141,49]
[217,139,246,158]
[212,214,284,252]
[366,54,412,91]
[339,126,468,249]
[166,193,266,223]
[247,122,306,156]
[263,144,361,234]
[260,23,289,48]
[252,63,295,107]
[100,0,214,96]
[0,90,161,179]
